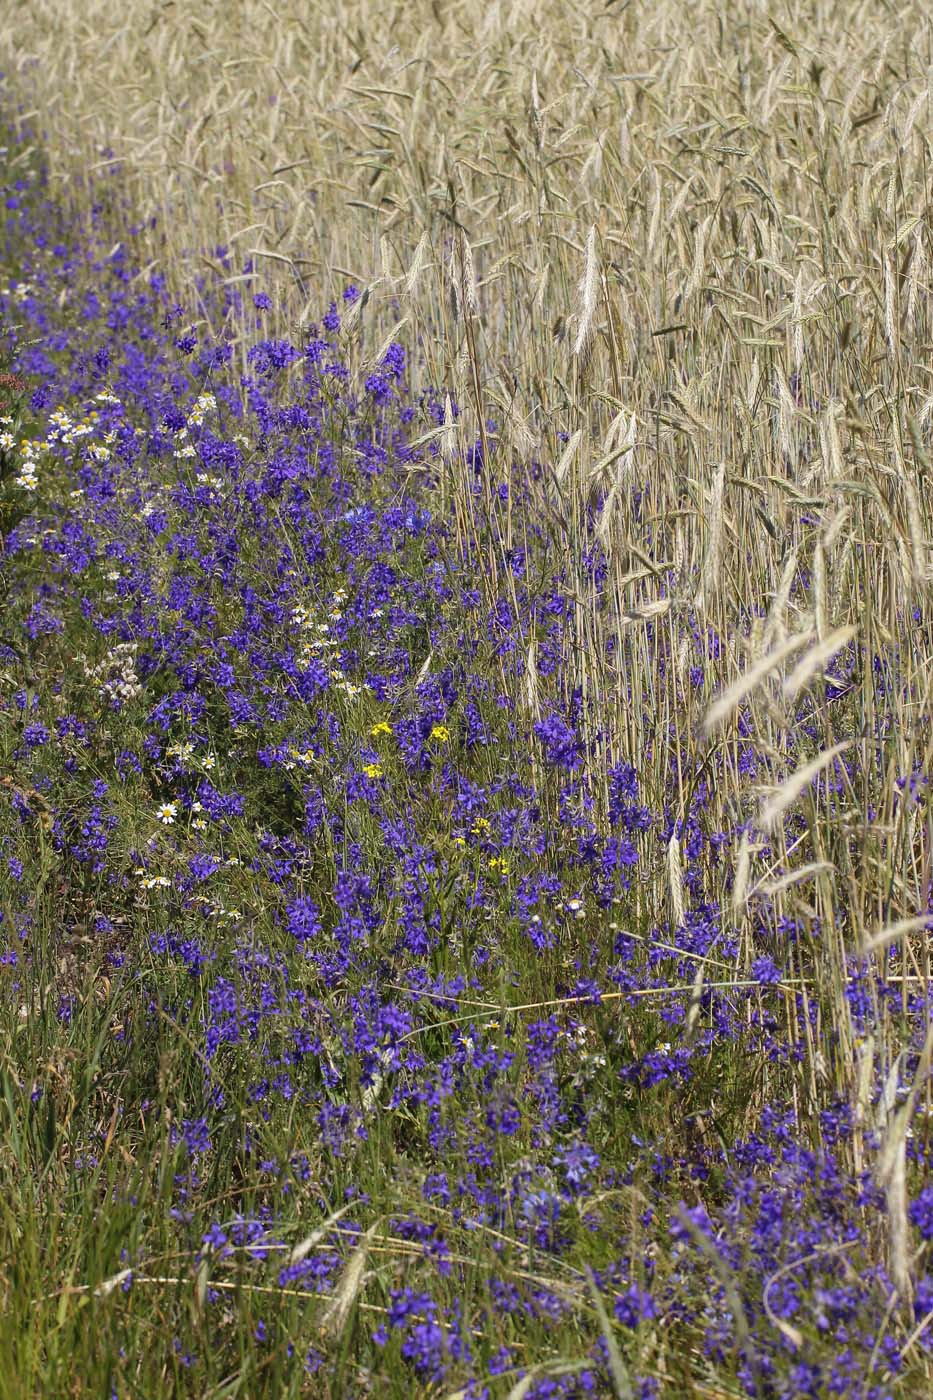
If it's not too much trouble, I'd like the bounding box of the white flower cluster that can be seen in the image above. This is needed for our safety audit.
[134,869,171,890]
[7,393,124,492]
[4,418,42,490]
[82,641,142,706]
[166,740,217,775]
[289,587,361,695]
[158,391,218,460]
[49,407,93,442]
[188,391,216,426]
[2,280,33,304]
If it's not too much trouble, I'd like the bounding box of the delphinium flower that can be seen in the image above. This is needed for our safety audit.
[534,712,583,771]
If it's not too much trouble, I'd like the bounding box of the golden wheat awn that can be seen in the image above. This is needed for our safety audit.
[702,630,812,736]
[782,625,857,702]
[757,740,853,834]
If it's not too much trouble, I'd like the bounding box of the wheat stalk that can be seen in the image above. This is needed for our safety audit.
[572,224,599,360]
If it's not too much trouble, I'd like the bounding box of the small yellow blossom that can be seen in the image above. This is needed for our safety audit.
[488,855,510,875]
[430,724,451,743]
[363,762,383,780]
[288,747,315,765]
[369,721,392,737]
